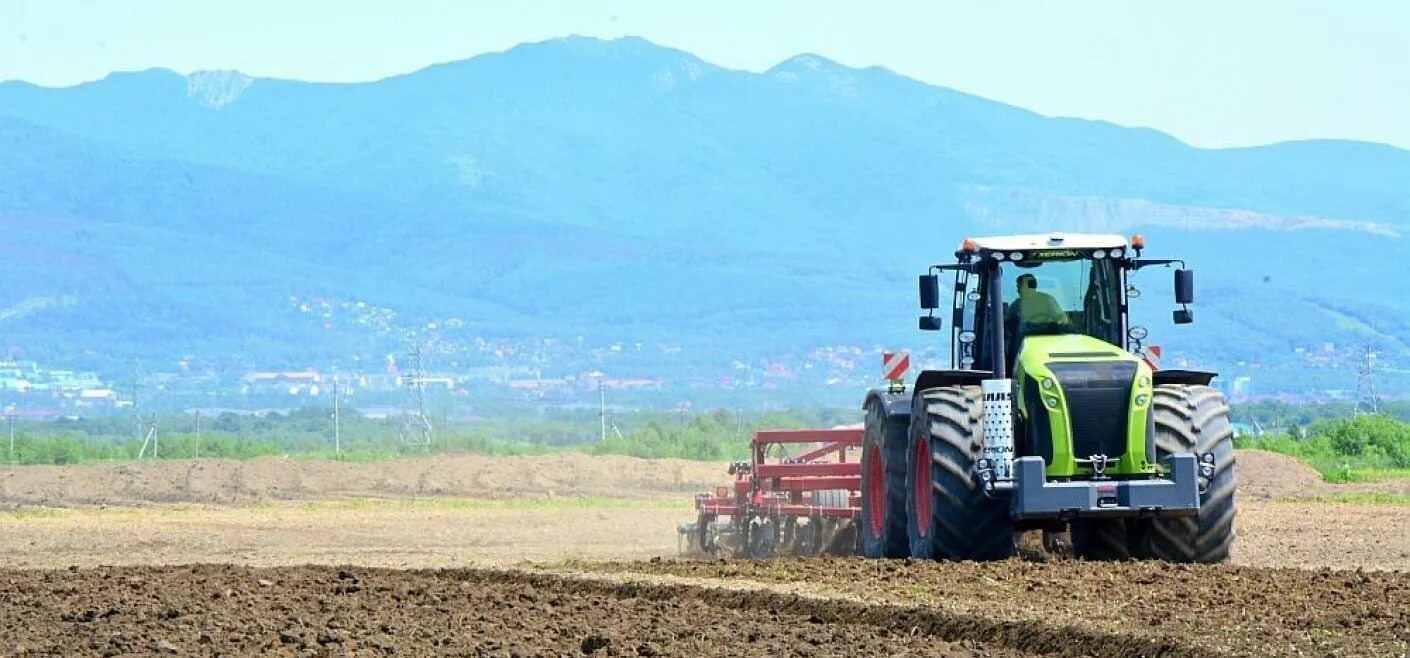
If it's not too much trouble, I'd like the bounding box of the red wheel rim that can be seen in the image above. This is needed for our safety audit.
[867,446,885,537]
[913,433,931,536]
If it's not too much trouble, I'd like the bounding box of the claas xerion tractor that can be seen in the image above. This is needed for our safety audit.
[861,232,1235,562]
[685,232,1235,563]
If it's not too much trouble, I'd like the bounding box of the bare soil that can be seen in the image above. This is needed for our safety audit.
[1,499,1408,571]
[579,557,1410,657]
[0,452,1408,657]
[1229,449,1326,499]
[0,453,724,508]
[0,505,692,568]
[0,564,1023,657]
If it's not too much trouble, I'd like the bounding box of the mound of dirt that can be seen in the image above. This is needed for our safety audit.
[0,453,728,509]
[1233,449,1326,500]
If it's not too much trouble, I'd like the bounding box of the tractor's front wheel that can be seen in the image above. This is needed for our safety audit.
[1131,385,1237,563]
[860,398,908,558]
[908,386,1014,561]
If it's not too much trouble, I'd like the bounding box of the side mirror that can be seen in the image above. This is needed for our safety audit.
[919,274,940,309]
[1174,269,1194,305]
[919,316,942,331]
[1173,308,1194,324]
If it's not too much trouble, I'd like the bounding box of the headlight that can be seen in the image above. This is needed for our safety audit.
[1138,376,1151,388]
[1092,249,1107,259]
[993,252,1006,261]
[1109,248,1125,258]
[1009,252,1024,261]
[958,331,977,344]
[1128,325,1149,341]
[1202,453,1216,464]
[1044,396,1060,409]
[1040,378,1055,390]
[1134,394,1149,407]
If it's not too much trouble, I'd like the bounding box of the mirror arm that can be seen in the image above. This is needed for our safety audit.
[931,263,980,274]
[1129,258,1186,271]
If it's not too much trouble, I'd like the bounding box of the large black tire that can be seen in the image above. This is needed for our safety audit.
[1132,385,1237,563]
[908,386,1015,561]
[860,398,908,558]
[1070,518,1131,561]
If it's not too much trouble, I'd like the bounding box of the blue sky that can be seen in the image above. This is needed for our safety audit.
[3,0,1407,149]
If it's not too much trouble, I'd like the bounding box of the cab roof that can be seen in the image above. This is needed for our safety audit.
[966,233,1129,252]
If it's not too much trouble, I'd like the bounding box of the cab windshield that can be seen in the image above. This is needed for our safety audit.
[1001,257,1123,348]
[957,256,1124,373]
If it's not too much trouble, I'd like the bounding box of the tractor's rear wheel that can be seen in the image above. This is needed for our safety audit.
[908,386,1015,561]
[861,398,908,558]
[1132,385,1237,563]
[1071,519,1131,561]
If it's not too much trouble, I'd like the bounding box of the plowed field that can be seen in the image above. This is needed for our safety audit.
[575,558,1410,657]
[0,452,1407,656]
[0,565,1024,657]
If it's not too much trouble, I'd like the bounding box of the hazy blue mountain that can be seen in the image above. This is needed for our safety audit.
[1,36,1407,396]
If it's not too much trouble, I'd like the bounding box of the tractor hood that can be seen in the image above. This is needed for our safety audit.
[1018,334,1139,364]
[1014,334,1156,479]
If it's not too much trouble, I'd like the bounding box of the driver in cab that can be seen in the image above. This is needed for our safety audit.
[1009,273,1069,333]
[1004,273,1071,369]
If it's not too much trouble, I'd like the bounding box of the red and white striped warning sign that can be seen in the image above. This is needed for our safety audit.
[883,351,910,381]
[1142,345,1162,371]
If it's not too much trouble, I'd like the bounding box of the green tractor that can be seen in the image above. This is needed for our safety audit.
[860,233,1235,562]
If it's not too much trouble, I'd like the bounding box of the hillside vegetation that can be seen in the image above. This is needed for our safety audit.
[1,37,1408,394]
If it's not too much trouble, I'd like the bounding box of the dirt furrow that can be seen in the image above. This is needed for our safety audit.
[0,564,1023,657]
[509,566,1214,658]
[578,557,1410,657]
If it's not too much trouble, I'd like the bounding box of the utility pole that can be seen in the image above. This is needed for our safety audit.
[598,375,607,443]
[333,377,342,459]
[400,341,433,448]
[130,361,142,443]
[1354,341,1381,417]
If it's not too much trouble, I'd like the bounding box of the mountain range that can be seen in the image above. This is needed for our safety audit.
[1,36,1408,398]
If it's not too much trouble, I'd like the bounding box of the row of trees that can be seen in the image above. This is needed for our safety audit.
[1,406,857,465]
[1236,414,1410,479]
[6,403,1410,479]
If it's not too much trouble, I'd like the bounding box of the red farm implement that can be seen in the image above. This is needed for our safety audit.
[680,428,862,558]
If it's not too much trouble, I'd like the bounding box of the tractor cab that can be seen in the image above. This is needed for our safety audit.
[919,232,1195,380]
[967,235,1129,375]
